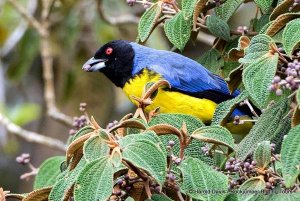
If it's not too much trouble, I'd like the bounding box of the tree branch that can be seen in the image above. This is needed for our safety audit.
[8,0,73,126]
[0,113,66,151]
[7,0,46,36]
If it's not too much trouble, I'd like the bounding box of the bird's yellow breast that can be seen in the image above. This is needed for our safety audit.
[123,69,217,123]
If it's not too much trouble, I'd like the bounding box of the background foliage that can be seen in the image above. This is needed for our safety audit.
[1,0,300,201]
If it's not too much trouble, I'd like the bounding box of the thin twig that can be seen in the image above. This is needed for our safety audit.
[0,113,66,151]
[7,0,46,36]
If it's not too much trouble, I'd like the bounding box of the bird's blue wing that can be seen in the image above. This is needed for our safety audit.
[130,43,240,100]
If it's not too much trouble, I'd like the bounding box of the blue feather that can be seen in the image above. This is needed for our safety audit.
[130,43,239,97]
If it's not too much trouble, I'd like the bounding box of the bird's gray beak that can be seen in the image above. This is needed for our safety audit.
[82,57,107,72]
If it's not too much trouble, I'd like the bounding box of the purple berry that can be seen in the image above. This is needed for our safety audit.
[276,88,283,96]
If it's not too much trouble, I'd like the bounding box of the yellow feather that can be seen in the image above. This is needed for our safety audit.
[123,69,217,123]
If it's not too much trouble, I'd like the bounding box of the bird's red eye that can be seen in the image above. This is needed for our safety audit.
[105,47,113,55]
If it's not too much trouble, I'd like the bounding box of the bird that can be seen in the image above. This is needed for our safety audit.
[82,40,254,134]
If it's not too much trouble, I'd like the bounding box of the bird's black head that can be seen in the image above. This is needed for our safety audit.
[82,40,135,87]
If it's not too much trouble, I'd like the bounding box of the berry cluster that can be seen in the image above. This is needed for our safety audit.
[269,59,300,96]
[69,115,88,135]
[16,153,31,165]
[69,103,89,135]
[106,120,119,130]
[126,0,136,6]
[225,156,257,189]
[236,26,248,34]
[201,144,210,155]
[167,140,182,165]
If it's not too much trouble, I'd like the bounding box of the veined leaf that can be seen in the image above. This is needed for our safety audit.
[206,15,231,41]
[212,91,249,126]
[74,157,114,201]
[281,125,300,187]
[83,135,109,162]
[164,11,192,51]
[283,18,300,57]
[239,34,276,64]
[215,0,244,22]
[138,2,163,42]
[148,114,213,165]
[49,159,86,201]
[270,0,300,20]
[178,157,228,201]
[34,156,65,190]
[254,0,273,14]
[182,0,198,18]
[197,48,224,74]
[122,139,167,185]
[266,12,300,36]
[236,99,289,161]
[150,194,174,201]
[242,53,279,108]
[237,176,265,201]
[193,0,208,30]
[228,36,250,61]
[253,141,271,169]
[68,126,94,145]
[191,126,235,151]
[23,187,52,201]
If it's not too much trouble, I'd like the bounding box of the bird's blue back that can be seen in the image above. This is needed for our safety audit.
[129,43,245,116]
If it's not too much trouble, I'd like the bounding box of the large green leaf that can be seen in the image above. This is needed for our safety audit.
[191,125,235,151]
[281,125,300,188]
[236,99,289,161]
[197,48,224,74]
[178,157,228,201]
[122,139,167,185]
[34,156,65,189]
[182,0,198,18]
[253,141,271,169]
[215,0,244,22]
[237,176,265,201]
[239,34,276,64]
[83,135,109,162]
[148,114,213,165]
[212,91,249,126]
[164,11,192,51]
[283,18,300,57]
[242,53,279,108]
[206,15,230,41]
[138,2,162,42]
[254,0,273,14]
[74,157,114,201]
[49,159,86,201]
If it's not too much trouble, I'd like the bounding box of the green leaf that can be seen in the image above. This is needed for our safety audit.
[252,14,270,32]
[215,0,244,22]
[122,139,167,185]
[182,0,198,18]
[69,126,94,144]
[8,103,40,126]
[239,34,276,63]
[49,159,86,201]
[125,197,135,201]
[164,11,192,51]
[206,15,231,41]
[191,125,235,151]
[178,157,228,201]
[211,91,249,126]
[283,18,300,57]
[265,190,300,200]
[236,99,289,161]
[281,125,300,187]
[148,114,213,165]
[83,135,109,162]
[74,157,114,201]
[138,2,162,42]
[151,194,173,201]
[254,0,273,14]
[197,48,224,74]
[237,176,265,201]
[242,53,279,108]
[253,141,271,169]
[34,156,65,190]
